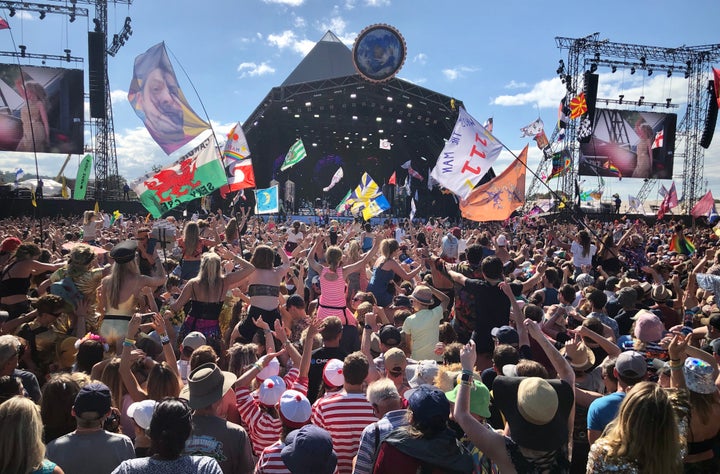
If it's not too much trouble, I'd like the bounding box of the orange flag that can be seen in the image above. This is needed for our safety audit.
[459,145,528,222]
[388,171,397,185]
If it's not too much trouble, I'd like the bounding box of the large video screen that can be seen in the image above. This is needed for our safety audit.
[0,64,84,154]
[579,109,676,179]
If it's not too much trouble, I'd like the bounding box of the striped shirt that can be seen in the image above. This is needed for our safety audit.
[255,440,341,474]
[311,392,377,474]
[353,409,410,474]
[236,387,283,457]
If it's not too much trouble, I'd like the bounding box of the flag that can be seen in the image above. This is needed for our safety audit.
[401,160,424,181]
[604,161,622,178]
[94,201,99,213]
[628,195,643,213]
[0,19,9,30]
[430,107,503,199]
[548,150,571,180]
[483,117,493,133]
[569,92,587,119]
[280,139,307,171]
[558,96,570,129]
[323,167,344,192]
[379,139,392,150]
[361,194,391,220]
[220,122,255,195]
[691,191,714,218]
[410,197,417,221]
[74,154,93,200]
[534,130,549,150]
[128,42,210,155]
[667,182,679,208]
[713,67,720,109]
[388,171,396,185]
[709,204,719,224]
[254,185,279,214]
[520,118,544,138]
[109,210,121,225]
[14,168,24,184]
[31,190,37,207]
[132,135,227,218]
[348,173,390,219]
[335,190,353,212]
[459,145,528,222]
[670,234,696,256]
[652,130,664,149]
[61,176,69,199]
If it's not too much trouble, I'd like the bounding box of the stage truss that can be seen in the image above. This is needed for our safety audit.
[526,33,720,213]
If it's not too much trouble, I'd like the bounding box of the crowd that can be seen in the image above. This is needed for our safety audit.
[0,209,719,474]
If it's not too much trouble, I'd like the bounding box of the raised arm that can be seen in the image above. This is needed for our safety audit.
[525,318,575,386]
[119,314,148,401]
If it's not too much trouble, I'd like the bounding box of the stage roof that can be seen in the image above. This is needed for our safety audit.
[242,31,464,215]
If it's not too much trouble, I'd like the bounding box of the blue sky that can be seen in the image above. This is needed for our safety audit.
[1,0,719,206]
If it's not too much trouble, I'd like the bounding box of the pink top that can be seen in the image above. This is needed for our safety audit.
[317,267,356,326]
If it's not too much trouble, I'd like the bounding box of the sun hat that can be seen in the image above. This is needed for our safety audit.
[278,389,312,429]
[408,359,439,388]
[281,424,337,474]
[127,399,157,430]
[639,282,652,295]
[615,350,647,378]
[651,284,672,302]
[181,331,207,351]
[378,324,402,347]
[410,285,433,305]
[407,384,450,425]
[496,235,507,247]
[683,358,717,394]
[492,376,574,451]
[445,380,491,418]
[258,375,286,406]
[109,240,137,264]
[559,343,596,372]
[73,382,112,416]
[384,347,407,376]
[322,359,345,388]
[491,325,519,345]
[632,310,665,343]
[256,357,280,381]
[180,362,237,409]
[576,273,595,289]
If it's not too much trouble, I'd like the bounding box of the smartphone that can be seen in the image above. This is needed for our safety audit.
[139,312,155,324]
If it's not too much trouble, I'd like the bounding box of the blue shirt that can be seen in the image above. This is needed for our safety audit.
[587,391,626,432]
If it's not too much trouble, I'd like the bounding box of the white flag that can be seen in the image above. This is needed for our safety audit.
[379,139,392,150]
[628,195,643,212]
[410,198,416,221]
[520,118,544,138]
[429,107,503,199]
[322,167,344,192]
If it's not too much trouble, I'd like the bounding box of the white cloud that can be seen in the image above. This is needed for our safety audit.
[442,66,477,81]
[110,89,128,104]
[413,53,427,65]
[365,0,391,6]
[492,77,566,107]
[237,62,276,78]
[293,16,306,28]
[262,0,304,6]
[267,30,297,49]
[505,80,528,89]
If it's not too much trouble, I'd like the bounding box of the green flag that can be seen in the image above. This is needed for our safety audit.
[280,139,307,171]
[74,154,93,200]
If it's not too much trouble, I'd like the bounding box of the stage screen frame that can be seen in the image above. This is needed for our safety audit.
[578,108,677,180]
[0,64,84,154]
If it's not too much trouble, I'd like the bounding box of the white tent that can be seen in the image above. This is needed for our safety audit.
[17,178,64,197]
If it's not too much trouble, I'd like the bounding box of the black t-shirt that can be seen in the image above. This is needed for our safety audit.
[306,346,348,404]
[462,279,523,354]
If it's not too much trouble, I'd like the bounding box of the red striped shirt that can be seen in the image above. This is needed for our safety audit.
[236,387,282,456]
[311,392,377,474]
[255,441,286,474]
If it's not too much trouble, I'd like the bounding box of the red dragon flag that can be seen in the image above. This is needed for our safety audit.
[131,135,227,218]
[460,145,528,222]
[128,42,210,155]
[220,122,255,196]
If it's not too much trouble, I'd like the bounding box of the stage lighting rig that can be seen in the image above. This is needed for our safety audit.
[611,65,617,73]
[8,6,15,16]
[590,63,598,73]
[667,69,672,77]
[38,10,45,19]
[64,48,70,62]
[618,94,624,104]
[630,67,636,75]
[647,68,653,76]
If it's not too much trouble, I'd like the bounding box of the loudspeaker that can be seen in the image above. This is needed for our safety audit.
[88,32,106,119]
[700,80,717,149]
[579,72,599,144]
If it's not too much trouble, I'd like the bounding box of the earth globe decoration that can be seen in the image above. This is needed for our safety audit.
[352,24,407,83]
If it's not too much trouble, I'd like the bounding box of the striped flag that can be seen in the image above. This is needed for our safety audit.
[410,197,416,221]
[280,139,307,171]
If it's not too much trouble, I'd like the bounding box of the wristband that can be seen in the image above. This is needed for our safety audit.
[123,338,135,347]
[252,362,263,371]
[364,324,373,330]
[670,358,680,362]
[263,328,272,334]
[669,365,683,371]
[160,334,170,345]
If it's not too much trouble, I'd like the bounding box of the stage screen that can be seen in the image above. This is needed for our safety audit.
[579,108,676,179]
[0,64,84,154]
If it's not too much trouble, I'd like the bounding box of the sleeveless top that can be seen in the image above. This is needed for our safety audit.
[187,283,224,321]
[317,267,354,324]
[367,261,395,306]
[0,261,31,297]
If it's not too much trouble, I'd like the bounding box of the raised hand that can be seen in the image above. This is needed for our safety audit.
[460,340,477,371]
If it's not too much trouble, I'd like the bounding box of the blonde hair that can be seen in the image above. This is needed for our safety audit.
[191,252,222,294]
[0,396,46,474]
[346,240,361,264]
[107,258,140,309]
[325,246,343,271]
[182,222,200,258]
[380,238,399,258]
[599,382,682,474]
[83,210,95,225]
[100,358,126,410]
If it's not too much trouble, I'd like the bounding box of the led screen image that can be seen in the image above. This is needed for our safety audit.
[579,108,676,179]
[0,64,84,154]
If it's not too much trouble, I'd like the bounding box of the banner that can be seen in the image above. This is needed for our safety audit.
[691,190,714,218]
[348,172,390,219]
[74,154,93,200]
[520,118,543,138]
[430,107,503,199]
[361,194,390,220]
[128,42,210,155]
[220,122,255,194]
[459,145,527,222]
[323,167,344,192]
[254,185,279,214]
[132,135,227,218]
[280,138,307,171]
[548,150,571,180]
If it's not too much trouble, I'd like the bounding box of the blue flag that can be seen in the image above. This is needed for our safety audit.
[254,185,279,214]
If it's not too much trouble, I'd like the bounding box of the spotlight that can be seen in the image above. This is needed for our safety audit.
[647,69,653,76]
[9,7,15,17]
[630,67,636,75]
[64,49,71,62]
[39,11,46,20]
[93,18,101,32]
[667,69,672,78]
[594,52,600,62]
[590,63,598,73]
[69,12,76,23]
[611,65,617,73]
[640,56,646,67]
[666,98,672,108]
[618,94,624,104]
[19,45,26,57]
[638,96,644,106]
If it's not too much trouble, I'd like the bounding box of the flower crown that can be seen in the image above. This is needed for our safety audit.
[75,332,110,352]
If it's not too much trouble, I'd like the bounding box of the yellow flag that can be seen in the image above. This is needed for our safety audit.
[61,176,69,199]
[94,201,100,213]
[31,190,37,207]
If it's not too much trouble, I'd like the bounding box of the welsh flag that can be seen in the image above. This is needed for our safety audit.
[132,135,227,218]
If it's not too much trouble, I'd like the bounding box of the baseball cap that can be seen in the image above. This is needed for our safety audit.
[378,324,402,347]
[491,325,519,345]
[182,331,207,351]
[73,382,112,417]
[632,310,665,343]
[615,351,647,378]
[407,385,450,425]
[384,347,407,376]
[127,400,157,430]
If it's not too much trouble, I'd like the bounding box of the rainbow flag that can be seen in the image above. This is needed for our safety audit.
[669,235,695,256]
[604,161,622,178]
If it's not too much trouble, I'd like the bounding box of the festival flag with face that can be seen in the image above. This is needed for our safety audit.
[254,185,279,214]
[132,135,227,218]
[459,145,528,222]
[220,122,255,195]
[128,42,210,155]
